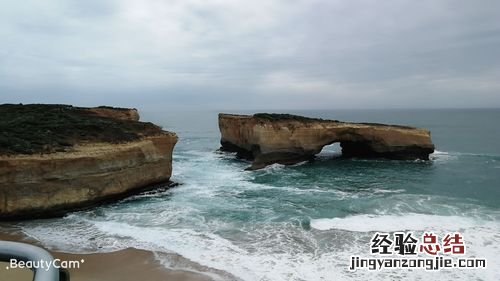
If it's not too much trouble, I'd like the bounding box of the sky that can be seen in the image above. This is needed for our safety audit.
[1,0,500,110]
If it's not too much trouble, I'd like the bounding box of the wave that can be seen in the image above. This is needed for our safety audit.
[431,150,500,158]
[260,163,286,172]
[21,219,360,281]
[310,212,500,280]
[310,213,495,232]
[21,212,500,281]
[430,150,457,163]
[432,150,449,155]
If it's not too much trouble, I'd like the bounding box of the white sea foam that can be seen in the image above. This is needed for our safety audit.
[430,150,458,163]
[21,212,500,281]
[290,160,310,167]
[432,150,449,155]
[82,220,356,281]
[371,188,405,194]
[431,150,500,161]
[310,213,492,232]
[310,213,500,280]
[261,163,286,171]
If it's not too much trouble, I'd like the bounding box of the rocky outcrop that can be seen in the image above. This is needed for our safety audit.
[84,106,140,121]
[219,113,435,170]
[0,104,177,220]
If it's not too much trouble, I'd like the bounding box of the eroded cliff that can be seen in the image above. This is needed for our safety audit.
[0,104,177,220]
[219,113,435,170]
[84,106,140,121]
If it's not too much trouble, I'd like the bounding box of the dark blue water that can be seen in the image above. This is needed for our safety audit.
[17,109,500,281]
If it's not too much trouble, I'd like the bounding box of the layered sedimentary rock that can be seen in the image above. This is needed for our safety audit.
[84,106,140,121]
[219,113,435,170]
[0,104,177,220]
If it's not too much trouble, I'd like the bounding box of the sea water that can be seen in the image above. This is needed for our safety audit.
[16,109,500,280]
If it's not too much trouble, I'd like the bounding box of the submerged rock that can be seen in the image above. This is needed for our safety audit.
[219,113,435,170]
[0,104,177,220]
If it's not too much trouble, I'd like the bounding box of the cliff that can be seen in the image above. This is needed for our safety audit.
[84,106,140,121]
[0,104,177,220]
[219,113,435,170]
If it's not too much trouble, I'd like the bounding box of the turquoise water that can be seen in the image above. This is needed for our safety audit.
[17,109,500,280]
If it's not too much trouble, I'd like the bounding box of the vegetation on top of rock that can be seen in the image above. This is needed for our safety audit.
[96,105,136,111]
[356,122,417,130]
[0,104,164,155]
[253,113,336,122]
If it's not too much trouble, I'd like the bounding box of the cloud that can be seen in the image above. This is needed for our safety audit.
[1,0,499,109]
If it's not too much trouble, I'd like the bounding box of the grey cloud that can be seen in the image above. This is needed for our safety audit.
[1,0,500,109]
[64,0,117,19]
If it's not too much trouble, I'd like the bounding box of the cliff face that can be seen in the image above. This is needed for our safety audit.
[219,113,435,170]
[84,106,140,121]
[0,104,177,220]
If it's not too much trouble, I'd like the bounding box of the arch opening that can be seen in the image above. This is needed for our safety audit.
[317,142,342,159]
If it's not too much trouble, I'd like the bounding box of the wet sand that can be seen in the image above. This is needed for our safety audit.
[0,230,212,281]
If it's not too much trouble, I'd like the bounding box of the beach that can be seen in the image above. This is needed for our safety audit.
[0,230,212,281]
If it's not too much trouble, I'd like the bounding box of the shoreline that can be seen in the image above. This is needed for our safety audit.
[0,229,213,281]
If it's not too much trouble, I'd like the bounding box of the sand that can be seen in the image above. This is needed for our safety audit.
[0,230,212,281]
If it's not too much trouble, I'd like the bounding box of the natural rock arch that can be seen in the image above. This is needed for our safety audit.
[219,113,435,170]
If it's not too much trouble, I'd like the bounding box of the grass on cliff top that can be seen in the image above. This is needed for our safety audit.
[253,113,337,122]
[0,104,164,155]
[95,105,136,111]
[253,113,417,129]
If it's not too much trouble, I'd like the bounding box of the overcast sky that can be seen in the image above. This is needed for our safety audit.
[1,0,499,110]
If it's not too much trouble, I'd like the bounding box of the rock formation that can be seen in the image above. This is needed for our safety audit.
[84,106,140,121]
[219,113,435,170]
[0,104,177,220]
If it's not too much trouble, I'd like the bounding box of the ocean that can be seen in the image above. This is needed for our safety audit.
[13,109,500,280]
